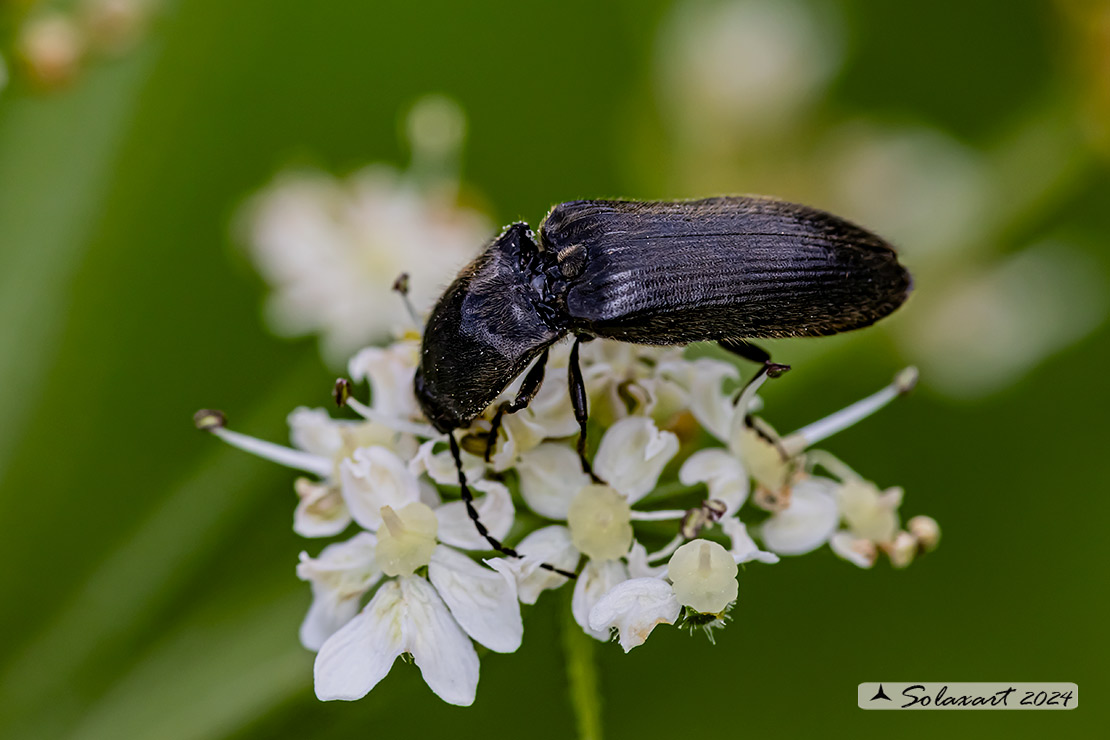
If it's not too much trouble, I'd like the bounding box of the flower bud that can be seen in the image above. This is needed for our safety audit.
[667,539,738,614]
[907,515,941,552]
[567,484,633,561]
[375,502,438,576]
[884,530,918,569]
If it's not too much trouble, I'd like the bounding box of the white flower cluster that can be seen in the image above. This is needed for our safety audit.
[197,333,937,706]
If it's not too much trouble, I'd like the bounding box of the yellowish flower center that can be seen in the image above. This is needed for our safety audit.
[375,502,438,576]
[567,484,633,561]
[667,539,738,614]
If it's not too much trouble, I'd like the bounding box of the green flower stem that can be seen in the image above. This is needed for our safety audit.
[561,588,604,740]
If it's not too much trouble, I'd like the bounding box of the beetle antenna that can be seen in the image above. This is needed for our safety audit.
[392,272,420,325]
[447,431,577,579]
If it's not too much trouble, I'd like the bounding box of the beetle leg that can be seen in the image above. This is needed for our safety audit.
[449,431,577,579]
[484,348,549,462]
[719,339,791,377]
[568,337,603,483]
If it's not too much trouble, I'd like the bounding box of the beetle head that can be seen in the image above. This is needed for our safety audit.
[416,223,565,433]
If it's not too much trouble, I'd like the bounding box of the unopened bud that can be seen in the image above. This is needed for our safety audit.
[907,515,940,552]
[884,530,918,569]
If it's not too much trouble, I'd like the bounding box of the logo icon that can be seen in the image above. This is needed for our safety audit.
[870,684,892,701]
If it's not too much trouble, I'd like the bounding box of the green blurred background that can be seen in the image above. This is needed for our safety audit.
[1,0,1107,737]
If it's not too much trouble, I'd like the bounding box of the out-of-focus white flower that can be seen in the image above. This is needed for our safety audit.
[79,0,152,55]
[18,12,85,88]
[897,243,1107,398]
[240,165,491,362]
[820,123,990,259]
[656,0,842,143]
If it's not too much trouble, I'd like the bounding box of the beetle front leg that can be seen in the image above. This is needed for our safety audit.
[719,339,791,377]
[484,347,549,462]
[449,431,577,579]
[568,337,602,483]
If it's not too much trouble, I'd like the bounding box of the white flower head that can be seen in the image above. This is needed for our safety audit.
[309,457,522,704]
[239,165,491,362]
[198,317,932,699]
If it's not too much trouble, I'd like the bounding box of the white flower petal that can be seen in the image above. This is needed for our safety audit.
[760,478,839,555]
[720,517,779,564]
[572,559,629,641]
[661,357,739,442]
[347,342,420,420]
[293,479,352,537]
[338,446,421,531]
[409,439,484,487]
[428,546,522,653]
[402,575,481,706]
[626,541,668,579]
[435,479,514,550]
[836,479,900,543]
[490,412,549,470]
[313,580,406,701]
[830,531,877,568]
[288,407,345,457]
[524,369,579,438]
[500,525,579,604]
[593,417,679,503]
[588,577,681,652]
[296,532,382,649]
[679,448,749,514]
[300,589,362,652]
[517,443,591,520]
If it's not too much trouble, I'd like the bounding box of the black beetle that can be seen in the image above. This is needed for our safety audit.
[413,196,911,572]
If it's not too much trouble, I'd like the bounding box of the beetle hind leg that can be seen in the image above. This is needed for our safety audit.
[719,339,791,377]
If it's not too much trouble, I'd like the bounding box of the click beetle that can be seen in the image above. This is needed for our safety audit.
[413,196,912,573]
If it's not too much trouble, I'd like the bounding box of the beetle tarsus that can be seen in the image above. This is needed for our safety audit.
[719,339,791,377]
